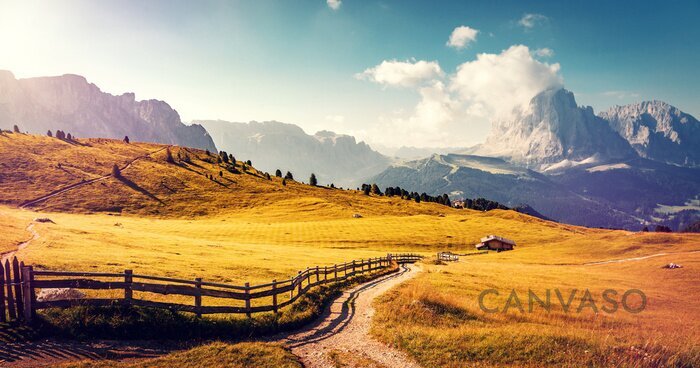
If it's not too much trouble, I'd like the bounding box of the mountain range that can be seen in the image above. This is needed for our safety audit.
[197,120,390,187]
[372,88,700,230]
[2,70,697,230]
[0,70,216,151]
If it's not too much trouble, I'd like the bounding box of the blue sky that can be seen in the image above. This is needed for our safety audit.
[1,0,698,148]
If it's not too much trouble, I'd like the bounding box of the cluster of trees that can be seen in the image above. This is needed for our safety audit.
[682,221,700,233]
[357,184,453,207]
[49,130,73,140]
[459,198,509,211]
[217,150,236,165]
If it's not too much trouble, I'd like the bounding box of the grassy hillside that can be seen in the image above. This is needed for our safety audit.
[2,132,699,366]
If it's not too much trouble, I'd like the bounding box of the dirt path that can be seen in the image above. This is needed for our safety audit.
[1,223,39,264]
[583,250,700,265]
[19,146,169,209]
[268,263,422,368]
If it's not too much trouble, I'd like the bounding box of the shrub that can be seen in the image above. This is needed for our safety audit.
[13,124,20,133]
[47,130,53,137]
[123,136,130,143]
[309,173,318,186]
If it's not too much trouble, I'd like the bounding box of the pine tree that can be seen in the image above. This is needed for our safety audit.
[111,164,121,177]
[285,171,294,180]
[220,151,229,163]
[363,185,371,196]
[275,169,282,177]
[123,136,130,143]
[47,130,53,137]
[13,125,19,133]
[205,149,211,156]
[67,133,72,140]
[246,160,252,166]
[219,170,223,177]
[309,173,318,186]
[371,184,381,195]
[265,172,271,180]
[229,154,235,163]
[282,178,287,186]
[165,148,175,163]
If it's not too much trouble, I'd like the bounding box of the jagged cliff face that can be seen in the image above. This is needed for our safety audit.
[600,101,700,167]
[474,89,635,168]
[0,70,216,151]
[196,120,390,187]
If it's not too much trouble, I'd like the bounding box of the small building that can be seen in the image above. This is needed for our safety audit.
[475,235,516,251]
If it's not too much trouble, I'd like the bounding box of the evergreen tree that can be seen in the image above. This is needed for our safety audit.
[275,169,282,177]
[229,154,235,163]
[219,170,223,177]
[371,183,381,195]
[285,171,294,180]
[47,130,53,137]
[123,136,130,143]
[165,148,175,163]
[205,149,211,156]
[309,173,318,186]
[246,160,252,166]
[13,125,19,133]
[265,172,271,180]
[330,183,335,188]
[363,185,371,196]
[67,133,72,140]
[282,178,287,186]
[641,226,649,232]
[655,225,672,233]
[111,164,121,177]
[220,151,229,163]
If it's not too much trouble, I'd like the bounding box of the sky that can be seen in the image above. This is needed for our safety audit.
[1,0,699,149]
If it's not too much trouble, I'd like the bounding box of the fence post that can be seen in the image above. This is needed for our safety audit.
[195,278,202,318]
[297,271,302,296]
[244,282,251,318]
[324,266,327,282]
[272,280,278,314]
[352,260,356,274]
[0,261,5,323]
[4,260,16,320]
[334,264,338,280]
[315,266,319,283]
[12,258,23,319]
[124,269,133,303]
[21,266,33,322]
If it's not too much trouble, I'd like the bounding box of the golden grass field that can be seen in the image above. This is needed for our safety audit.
[2,132,699,367]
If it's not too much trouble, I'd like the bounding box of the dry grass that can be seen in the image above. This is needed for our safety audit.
[59,342,301,368]
[2,133,699,366]
[372,253,700,367]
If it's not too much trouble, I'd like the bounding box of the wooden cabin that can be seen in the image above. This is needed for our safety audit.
[475,235,516,251]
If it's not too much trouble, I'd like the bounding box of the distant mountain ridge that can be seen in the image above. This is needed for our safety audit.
[600,101,700,167]
[372,88,700,230]
[196,120,390,187]
[0,70,216,151]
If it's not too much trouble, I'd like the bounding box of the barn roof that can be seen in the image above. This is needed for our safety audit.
[480,235,516,246]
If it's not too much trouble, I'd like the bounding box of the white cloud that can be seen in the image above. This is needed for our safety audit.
[450,45,563,117]
[355,59,443,88]
[534,48,554,58]
[518,13,548,29]
[446,26,479,50]
[356,45,563,147]
[326,0,341,10]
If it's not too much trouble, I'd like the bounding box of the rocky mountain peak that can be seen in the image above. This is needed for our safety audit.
[474,88,634,168]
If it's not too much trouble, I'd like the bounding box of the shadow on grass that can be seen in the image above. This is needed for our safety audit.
[116,175,164,204]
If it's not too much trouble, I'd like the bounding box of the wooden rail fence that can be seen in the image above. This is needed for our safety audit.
[437,252,459,262]
[2,254,421,323]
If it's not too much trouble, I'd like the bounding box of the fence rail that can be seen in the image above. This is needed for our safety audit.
[2,253,422,322]
[437,252,459,262]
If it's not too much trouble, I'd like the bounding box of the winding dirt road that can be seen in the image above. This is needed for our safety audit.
[269,263,422,368]
[1,223,39,264]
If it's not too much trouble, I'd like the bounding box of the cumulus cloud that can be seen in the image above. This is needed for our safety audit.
[518,13,548,29]
[450,45,563,117]
[326,0,341,10]
[534,47,554,58]
[354,59,443,88]
[357,45,563,146]
[446,26,479,49]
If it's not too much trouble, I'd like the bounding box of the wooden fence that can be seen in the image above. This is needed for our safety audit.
[2,253,421,323]
[437,252,459,262]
